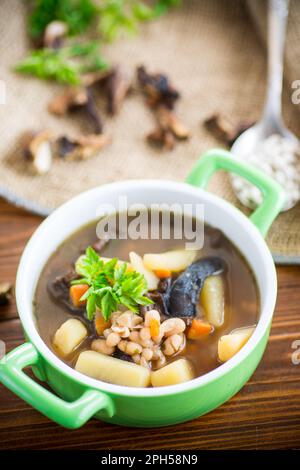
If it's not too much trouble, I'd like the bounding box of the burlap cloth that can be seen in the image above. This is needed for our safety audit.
[1,0,300,263]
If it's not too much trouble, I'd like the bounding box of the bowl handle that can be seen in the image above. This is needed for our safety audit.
[0,342,115,429]
[186,148,285,237]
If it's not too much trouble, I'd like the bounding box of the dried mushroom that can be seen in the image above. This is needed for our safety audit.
[147,128,176,151]
[203,113,254,146]
[48,87,88,115]
[43,21,68,49]
[105,65,132,115]
[55,133,111,160]
[157,107,190,140]
[48,86,103,134]
[137,66,190,151]
[0,282,13,306]
[22,130,53,175]
[137,66,180,110]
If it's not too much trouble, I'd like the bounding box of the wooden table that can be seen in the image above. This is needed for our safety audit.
[0,198,299,450]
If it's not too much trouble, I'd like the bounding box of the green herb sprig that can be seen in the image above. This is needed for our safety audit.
[72,246,153,321]
[15,41,108,84]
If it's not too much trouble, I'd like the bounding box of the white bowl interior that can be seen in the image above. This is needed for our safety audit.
[16,180,277,397]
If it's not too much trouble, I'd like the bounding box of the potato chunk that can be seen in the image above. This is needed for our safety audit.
[143,250,197,273]
[201,275,224,327]
[218,326,255,362]
[75,350,151,387]
[129,251,159,290]
[151,359,194,387]
[53,319,87,357]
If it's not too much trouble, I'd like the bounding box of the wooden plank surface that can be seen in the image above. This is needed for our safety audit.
[0,198,299,450]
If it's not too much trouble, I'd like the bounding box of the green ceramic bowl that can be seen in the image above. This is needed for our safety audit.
[0,150,285,428]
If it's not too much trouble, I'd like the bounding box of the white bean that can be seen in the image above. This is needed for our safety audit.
[91,339,115,355]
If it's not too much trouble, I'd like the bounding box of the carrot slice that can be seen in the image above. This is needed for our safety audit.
[154,269,172,279]
[94,312,111,336]
[187,319,213,340]
[69,284,89,308]
[150,318,160,339]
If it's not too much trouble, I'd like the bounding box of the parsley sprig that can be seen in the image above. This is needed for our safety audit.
[72,246,153,321]
[15,41,108,84]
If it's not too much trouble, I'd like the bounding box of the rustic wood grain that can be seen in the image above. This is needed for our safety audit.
[0,197,299,450]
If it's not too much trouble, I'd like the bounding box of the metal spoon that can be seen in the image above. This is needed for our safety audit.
[231,0,299,211]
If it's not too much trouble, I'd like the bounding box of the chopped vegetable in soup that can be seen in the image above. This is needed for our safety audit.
[34,213,259,388]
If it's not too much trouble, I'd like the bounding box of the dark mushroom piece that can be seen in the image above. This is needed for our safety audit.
[54,133,111,160]
[137,65,180,110]
[165,257,225,318]
[203,113,254,147]
[47,271,85,316]
[0,282,13,306]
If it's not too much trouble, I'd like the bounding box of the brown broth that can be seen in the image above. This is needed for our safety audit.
[34,215,259,380]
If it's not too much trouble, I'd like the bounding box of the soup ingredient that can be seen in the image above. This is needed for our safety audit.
[55,133,111,160]
[166,257,224,318]
[163,333,185,356]
[43,20,69,48]
[143,249,197,273]
[53,318,87,356]
[75,254,132,274]
[154,269,172,279]
[48,271,85,314]
[137,65,180,110]
[75,350,151,387]
[105,65,132,115]
[129,251,159,290]
[150,358,194,387]
[92,309,187,369]
[231,134,300,211]
[28,0,180,42]
[187,319,213,340]
[203,113,253,147]
[69,283,89,307]
[48,86,89,115]
[137,66,190,150]
[157,107,190,140]
[218,326,255,362]
[0,282,13,306]
[147,127,176,151]
[91,338,115,355]
[200,275,224,327]
[15,42,107,85]
[73,246,153,320]
[22,130,53,175]
[49,86,103,134]
[94,311,111,335]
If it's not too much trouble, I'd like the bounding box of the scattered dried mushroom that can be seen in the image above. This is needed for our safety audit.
[48,86,103,134]
[55,133,111,160]
[0,282,13,306]
[43,21,68,49]
[22,130,53,175]
[137,66,190,150]
[203,113,254,147]
[137,66,180,110]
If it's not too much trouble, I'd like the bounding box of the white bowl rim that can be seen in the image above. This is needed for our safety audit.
[16,179,277,398]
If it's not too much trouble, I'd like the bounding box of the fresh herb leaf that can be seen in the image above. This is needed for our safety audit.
[15,41,108,84]
[72,246,153,321]
[28,0,97,38]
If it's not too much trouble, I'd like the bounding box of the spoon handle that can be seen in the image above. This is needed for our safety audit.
[263,0,289,124]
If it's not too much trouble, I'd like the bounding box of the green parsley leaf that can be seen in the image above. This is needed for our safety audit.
[15,41,108,84]
[71,246,153,321]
